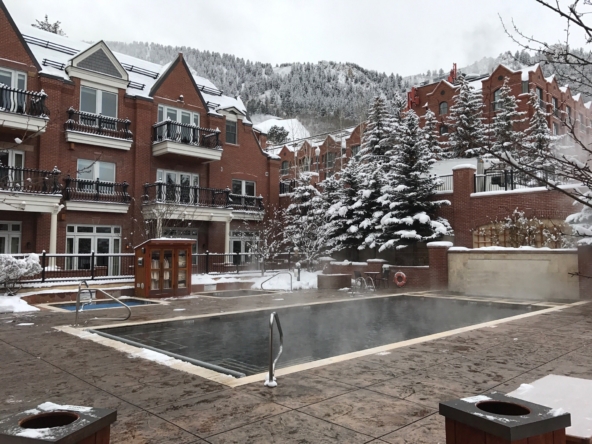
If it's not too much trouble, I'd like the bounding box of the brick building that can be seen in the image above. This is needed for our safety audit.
[0,1,280,263]
[408,63,592,145]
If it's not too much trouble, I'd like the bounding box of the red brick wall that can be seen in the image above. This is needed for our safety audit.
[579,245,592,299]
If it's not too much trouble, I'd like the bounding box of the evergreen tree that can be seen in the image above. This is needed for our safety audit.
[422,109,443,160]
[32,15,66,36]
[521,89,555,170]
[489,78,527,160]
[379,110,451,251]
[283,173,327,269]
[325,156,364,253]
[446,74,486,158]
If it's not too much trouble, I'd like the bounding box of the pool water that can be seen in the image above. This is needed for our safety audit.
[58,298,156,311]
[98,296,541,376]
[199,289,276,297]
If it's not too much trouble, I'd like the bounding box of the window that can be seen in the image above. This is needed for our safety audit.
[439,101,448,115]
[327,152,336,168]
[65,225,121,272]
[493,89,502,111]
[157,105,199,127]
[552,97,559,117]
[0,68,26,90]
[77,159,116,182]
[80,86,117,117]
[553,123,559,136]
[226,120,237,144]
[0,222,21,254]
[521,81,529,94]
[351,145,360,160]
[536,87,544,108]
[0,150,24,190]
[565,105,572,123]
[230,231,259,264]
[301,157,310,172]
[439,124,449,135]
[232,179,255,196]
[0,150,24,168]
[156,169,199,203]
[280,161,289,175]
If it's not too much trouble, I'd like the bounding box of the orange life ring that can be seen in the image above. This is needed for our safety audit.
[393,271,407,288]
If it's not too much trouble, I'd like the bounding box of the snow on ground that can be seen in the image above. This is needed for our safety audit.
[0,296,39,313]
[251,270,320,291]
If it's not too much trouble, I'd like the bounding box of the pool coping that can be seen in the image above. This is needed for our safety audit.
[54,293,588,388]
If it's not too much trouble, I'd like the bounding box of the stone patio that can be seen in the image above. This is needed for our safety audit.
[0,290,590,443]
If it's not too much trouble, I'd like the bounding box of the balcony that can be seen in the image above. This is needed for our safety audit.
[152,120,222,161]
[64,108,133,150]
[229,193,264,220]
[0,84,49,134]
[63,176,131,213]
[0,165,62,213]
[142,182,232,222]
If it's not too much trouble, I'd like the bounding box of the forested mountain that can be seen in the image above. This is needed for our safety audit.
[105,40,580,134]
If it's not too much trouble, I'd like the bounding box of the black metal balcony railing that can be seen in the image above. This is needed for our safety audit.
[280,180,296,194]
[229,193,264,212]
[0,84,49,117]
[152,120,221,149]
[63,176,131,203]
[0,165,61,194]
[143,182,230,208]
[65,108,132,140]
[474,169,558,193]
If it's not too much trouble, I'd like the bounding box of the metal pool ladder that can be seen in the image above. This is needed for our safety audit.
[74,280,132,326]
[264,312,283,388]
[260,272,292,292]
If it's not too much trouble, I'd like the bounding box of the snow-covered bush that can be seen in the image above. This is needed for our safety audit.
[0,254,42,295]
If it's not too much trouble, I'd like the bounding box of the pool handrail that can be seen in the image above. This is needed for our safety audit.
[260,271,292,292]
[265,311,283,388]
[74,280,132,326]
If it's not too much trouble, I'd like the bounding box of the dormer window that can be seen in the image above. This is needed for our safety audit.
[0,68,26,90]
[226,120,237,144]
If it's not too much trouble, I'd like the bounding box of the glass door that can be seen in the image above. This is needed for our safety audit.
[0,235,7,254]
[77,238,92,269]
[150,250,160,290]
[96,238,110,272]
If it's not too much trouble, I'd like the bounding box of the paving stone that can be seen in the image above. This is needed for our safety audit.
[238,373,356,409]
[110,409,199,444]
[301,358,406,388]
[207,410,373,444]
[299,389,434,438]
[150,389,289,438]
[380,413,446,444]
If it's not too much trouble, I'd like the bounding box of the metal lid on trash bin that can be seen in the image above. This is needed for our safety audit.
[439,391,571,441]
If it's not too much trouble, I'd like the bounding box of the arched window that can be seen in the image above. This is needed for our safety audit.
[439,101,448,115]
[281,161,289,175]
[493,88,502,111]
[439,125,449,135]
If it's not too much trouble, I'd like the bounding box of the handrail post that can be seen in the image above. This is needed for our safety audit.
[41,250,46,283]
[265,312,283,388]
[205,250,210,274]
[91,250,95,280]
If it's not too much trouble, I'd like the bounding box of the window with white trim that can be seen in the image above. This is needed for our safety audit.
[65,224,121,272]
[77,159,116,194]
[157,105,200,127]
[230,231,259,264]
[157,169,199,203]
[493,89,502,111]
[80,86,117,118]
[351,145,360,160]
[232,179,255,196]
[0,222,21,254]
[226,120,237,144]
[280,161,289,175]
[0,68,26,90]
[0,150,24,168]
[327,152,336,168]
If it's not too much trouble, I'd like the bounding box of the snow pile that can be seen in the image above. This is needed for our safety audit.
[0,296,39,313]
[251,270,319,290]
[508,374,592,438]
[0,253,42,295]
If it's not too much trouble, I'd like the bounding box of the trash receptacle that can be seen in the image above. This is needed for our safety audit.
[439,391,570,443]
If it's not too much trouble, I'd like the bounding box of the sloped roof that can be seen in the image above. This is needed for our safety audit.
[16,23,247,118]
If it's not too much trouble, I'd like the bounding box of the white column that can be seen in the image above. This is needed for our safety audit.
[224,219,230,255]
[49,204,63,268]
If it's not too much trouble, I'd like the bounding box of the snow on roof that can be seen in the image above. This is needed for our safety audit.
[545,74,556,83]
[16,22,246,117]
[585,101,592,109]
[573,93,582,101]
[559,85,569,93]
[253,118,310,140]
[519,63,539,81]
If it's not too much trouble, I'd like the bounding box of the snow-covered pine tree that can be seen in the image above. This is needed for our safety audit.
[355,96,394,250]
[422,109,443,160]
[446,74,486,158]
[488,77,527,160]
[325,156,365,253]
[283,173,327,269]
[379,110,452,251]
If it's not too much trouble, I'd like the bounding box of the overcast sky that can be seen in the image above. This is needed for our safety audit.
[4,0,585,77]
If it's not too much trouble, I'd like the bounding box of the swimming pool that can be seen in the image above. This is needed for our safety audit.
[56,298,158,311]
[93,295,542,377]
